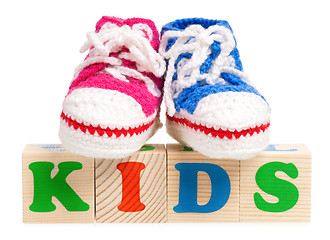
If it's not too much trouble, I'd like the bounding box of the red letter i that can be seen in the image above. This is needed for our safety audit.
[117,162,146,212]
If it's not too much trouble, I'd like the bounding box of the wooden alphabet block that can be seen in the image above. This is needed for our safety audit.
[95,144,167,223]
[22,144,95,223]
[166,144,239,222]
[22,143,312,223]
[239,144,311,222]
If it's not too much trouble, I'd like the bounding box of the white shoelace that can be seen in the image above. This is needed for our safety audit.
[159,24,250,116]
[73,22,166,97]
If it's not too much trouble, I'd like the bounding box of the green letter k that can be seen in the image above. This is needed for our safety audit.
[29,161,90,212]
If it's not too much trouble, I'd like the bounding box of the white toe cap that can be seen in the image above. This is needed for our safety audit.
[62,88,155,128]
[181,91,271,130]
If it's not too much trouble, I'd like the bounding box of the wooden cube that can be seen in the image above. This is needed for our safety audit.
[166,144,239,222]
[22,144,95,223]
[95,144,167,223]
[240,144,311,222]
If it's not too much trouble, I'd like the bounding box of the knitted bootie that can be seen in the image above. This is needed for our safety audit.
[160,18,271,160]
[59,16,165,159]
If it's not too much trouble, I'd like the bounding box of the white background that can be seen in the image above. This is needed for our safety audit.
[0,0,329,239]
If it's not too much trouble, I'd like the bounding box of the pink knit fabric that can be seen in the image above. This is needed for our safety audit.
[66,16,163,117]
[95,16,160,50]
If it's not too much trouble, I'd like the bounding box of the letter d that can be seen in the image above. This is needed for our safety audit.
[174,163,231,213]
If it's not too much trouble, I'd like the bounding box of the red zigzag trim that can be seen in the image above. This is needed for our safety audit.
[167,114,270,139]
[61,112,154,138]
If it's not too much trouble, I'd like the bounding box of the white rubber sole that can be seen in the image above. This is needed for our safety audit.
[166,118,270,160]
[59,117,161,159]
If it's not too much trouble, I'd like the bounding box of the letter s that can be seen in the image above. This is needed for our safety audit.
[254,162,299,213]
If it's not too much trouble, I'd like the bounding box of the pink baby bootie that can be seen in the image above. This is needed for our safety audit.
[59,16,165,159]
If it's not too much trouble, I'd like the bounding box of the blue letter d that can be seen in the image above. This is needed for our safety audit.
[174,163,231,213]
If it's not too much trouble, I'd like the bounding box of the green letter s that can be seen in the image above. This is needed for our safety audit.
[254,162,299,213]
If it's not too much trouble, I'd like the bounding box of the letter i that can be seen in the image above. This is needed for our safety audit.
[117,162,146,212]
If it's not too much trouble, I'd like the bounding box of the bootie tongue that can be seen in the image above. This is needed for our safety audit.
[161,18,233,34]
[95,16,160,50]
[70,16,165,100]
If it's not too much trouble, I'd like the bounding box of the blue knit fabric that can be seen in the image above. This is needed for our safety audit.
[174,75,266,114]
[161,18,267,114]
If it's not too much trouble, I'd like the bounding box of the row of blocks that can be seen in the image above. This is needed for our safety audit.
[22,143,311,223]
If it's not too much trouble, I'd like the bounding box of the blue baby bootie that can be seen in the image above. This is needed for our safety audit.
[160,18,271,160]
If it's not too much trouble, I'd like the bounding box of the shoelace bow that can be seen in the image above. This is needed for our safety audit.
[159,24,250,116]
[73,22,166,97]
